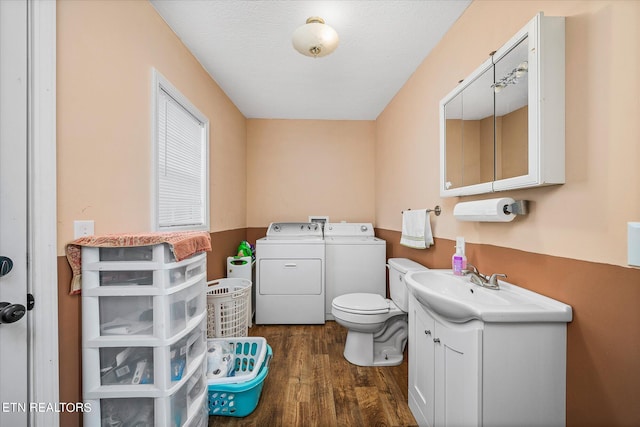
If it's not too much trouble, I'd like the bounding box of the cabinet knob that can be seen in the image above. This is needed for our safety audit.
[424,330,431,335]
[433,338,441,343]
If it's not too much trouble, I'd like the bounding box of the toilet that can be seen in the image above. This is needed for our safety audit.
[331,258,427,367]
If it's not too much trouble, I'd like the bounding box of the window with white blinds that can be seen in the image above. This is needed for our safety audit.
[153,70,209,231]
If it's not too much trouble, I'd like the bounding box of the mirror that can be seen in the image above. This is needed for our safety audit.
[494,37,529,181]
[440,12,565,197]
[444,64,494,191]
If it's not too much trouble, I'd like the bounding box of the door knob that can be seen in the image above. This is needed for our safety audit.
[0,302,26,324]
[0,256,13,277]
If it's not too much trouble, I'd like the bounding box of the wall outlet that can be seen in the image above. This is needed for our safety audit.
[74,220,94,239]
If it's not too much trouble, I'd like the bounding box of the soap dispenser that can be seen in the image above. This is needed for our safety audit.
[452,237,467,276]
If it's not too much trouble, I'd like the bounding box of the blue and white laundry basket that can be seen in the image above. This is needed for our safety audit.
[207,337,272,417]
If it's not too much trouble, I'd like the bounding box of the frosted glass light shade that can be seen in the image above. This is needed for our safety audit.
[292,17,339,58]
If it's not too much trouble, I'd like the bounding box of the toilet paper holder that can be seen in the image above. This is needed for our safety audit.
[453,198,529,222]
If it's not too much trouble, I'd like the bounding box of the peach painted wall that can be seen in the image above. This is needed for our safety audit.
[247,119,375,226]
[56,0,246,255]
[376,0,640,268]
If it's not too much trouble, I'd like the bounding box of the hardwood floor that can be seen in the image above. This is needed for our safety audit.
[208,321,418,427]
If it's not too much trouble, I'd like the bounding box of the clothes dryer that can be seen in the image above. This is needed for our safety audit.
[324,222,386,320]
[255,222,325,324]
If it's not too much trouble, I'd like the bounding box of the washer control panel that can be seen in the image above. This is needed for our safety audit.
[324,222,375,237]
[267,222,322,237]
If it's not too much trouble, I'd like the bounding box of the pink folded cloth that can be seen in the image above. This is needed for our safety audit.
[65,231,211,295]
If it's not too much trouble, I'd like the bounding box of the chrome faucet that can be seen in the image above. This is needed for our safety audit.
[461,264,506,290]
[487,273,507,289]
[461,264,487,286]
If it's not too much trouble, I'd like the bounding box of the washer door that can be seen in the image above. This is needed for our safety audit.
[259,259,322,295]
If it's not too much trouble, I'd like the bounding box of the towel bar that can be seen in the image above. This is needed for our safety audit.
[402,206,441,216]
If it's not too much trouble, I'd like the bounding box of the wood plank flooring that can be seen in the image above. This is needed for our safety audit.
[208,321,418,427]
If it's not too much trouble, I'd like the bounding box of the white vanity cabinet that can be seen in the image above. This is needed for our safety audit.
[408,294,567,427]
[81,244,209,427]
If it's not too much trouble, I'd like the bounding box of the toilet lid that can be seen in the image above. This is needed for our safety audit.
[332,293,390,314]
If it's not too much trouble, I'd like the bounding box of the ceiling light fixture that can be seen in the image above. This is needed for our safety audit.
[292,17,339,58]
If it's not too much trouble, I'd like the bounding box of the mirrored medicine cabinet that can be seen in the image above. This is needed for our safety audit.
[439,12,565,197]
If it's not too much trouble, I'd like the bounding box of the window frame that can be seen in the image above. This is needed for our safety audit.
[151,68,210,232]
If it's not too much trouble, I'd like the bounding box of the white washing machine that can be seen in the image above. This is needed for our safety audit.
[255,222,325,324]
[324,222,386,320]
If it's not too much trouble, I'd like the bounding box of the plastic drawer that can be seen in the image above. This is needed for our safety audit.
[82,377,209,422]
[81,256,206,292]
[99,295,154,336]
[185,403,209,427]
[97,270,154,287]
[83,344,159,394]
[84,244,205,266]
[84,380,207,427]
[95,261,204,287]
[83,278,206,341]
[97,397,155,426]
[83,318,206,397]
[168,279,206,337]
[170,320,206,384]
[185,281,206,323]
[95,245,174,263]
[98,347,154,386]
[169,367,207,427]
[186,367,206,414]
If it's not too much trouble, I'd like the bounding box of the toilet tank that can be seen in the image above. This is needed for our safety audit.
[387,258,427,312]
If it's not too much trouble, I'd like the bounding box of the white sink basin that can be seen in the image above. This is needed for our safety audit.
[404,269,572,323]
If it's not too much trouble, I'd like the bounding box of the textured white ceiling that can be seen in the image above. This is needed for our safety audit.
[150,0,471,120]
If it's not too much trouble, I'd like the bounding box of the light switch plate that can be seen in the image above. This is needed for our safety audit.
[74,220,94,239]
[628,222,640,267]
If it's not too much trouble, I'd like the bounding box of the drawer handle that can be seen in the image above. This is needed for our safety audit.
[284,263,297,268]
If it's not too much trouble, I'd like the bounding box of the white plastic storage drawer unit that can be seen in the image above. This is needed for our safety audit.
[81,244,208,427]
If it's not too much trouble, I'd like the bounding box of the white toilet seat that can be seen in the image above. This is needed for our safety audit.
[332,293,390,314]
[331,292,403,326]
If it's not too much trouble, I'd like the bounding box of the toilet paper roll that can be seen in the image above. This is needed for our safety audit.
[207,352,229,379]
[453,198,516,222]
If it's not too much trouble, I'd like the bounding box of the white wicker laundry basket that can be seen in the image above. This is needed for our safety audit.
[206,278,251,338]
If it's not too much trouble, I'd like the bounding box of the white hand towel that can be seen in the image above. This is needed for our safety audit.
[400,209,434,249]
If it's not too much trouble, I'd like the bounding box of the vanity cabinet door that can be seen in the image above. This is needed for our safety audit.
[408,297,436,427]
[433,321,482,427]
[409,296,482,427]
